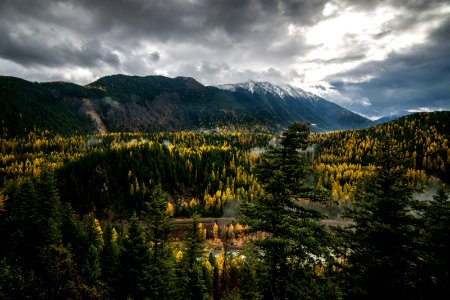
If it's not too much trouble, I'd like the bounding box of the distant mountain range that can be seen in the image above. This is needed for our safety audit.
[371,111,413,125]
[0,74,372,136]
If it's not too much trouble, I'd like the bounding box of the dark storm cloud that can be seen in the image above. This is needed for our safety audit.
[0,0,326,42]
[327,17,450,114]
[0,0,449,116]
[0,27,120,68]
[280,0,328,24]
[149,52,160,62]
[0,0,320,69]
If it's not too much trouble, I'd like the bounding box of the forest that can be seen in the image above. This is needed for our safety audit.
[0,111,449,299]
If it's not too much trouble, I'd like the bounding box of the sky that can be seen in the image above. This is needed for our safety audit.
[1,0,449,119]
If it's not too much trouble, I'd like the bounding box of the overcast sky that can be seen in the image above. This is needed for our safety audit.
[1,0,449,118]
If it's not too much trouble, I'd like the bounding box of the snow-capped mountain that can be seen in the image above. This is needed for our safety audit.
[217,81,321,102]
[214,80,371,131]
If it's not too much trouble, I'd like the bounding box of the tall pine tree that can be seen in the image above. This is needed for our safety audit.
[142,185,177,299]
[338,139,422,299]
[421,186,450,298]
[239,123,338,299]
[118,213,151,299]
[179,218,207,300]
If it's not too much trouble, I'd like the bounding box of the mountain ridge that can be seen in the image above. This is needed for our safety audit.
[216,80,319,101]
[0,74,371,136]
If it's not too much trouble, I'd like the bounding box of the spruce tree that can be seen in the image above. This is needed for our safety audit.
[179,218,207,300]
[339,139,422,299]
[100,224,120,297]
[421,186,450,297]
[39,245,82,299]
[142,185,177,299]
[118,213,151,299]
[239,123,337,299]
[82,244,102,293]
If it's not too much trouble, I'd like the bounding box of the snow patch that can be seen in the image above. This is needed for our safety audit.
[215,80,321,102]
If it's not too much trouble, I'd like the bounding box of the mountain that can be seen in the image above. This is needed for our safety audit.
[0,75,371,136]
[217,81,318,100]
[372,111,412,125]
[0,76,95,136]
[216,80,371,131]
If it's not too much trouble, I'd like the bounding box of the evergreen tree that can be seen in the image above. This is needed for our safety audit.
[82,244,102,293]
[338,139,422,299]
[239,123,337,299]
[235,242,263,300]
[208,252,220,300]
[421,186,450,297]
[2,178,40,263]
[179,218,207,300]
[118,213,151,299]
[34,170,63,246]
[0,258,27,300]
[38,245,82,299]
[0,172,84,298]
[100,224,120,297]
[142,185,177,299]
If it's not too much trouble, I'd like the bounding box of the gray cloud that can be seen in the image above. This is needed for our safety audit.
[149,52,160,62]
[0,0,449,117]
[327,17,450,115]
[0,26,119,68]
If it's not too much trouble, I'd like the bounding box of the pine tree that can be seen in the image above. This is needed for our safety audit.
[421,186,450,297]
[0,258,27,300]
[142,185,177,299]
[34,170,63,246]
[39,245,82,299]
[100,224,120,297]
[82,244,102,292]
[118,213,151,299]
[338,139,422,299]
[239,123,337,299]
[208,252,220,300]
[179,218,206,300]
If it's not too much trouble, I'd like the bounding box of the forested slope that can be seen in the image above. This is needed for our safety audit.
[1,74,370,136]
[313,111,450,201]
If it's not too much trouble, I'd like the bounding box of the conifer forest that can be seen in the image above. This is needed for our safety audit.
[1,111,449,299]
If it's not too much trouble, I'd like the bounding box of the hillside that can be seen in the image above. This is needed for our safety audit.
[0,75,370,136]
[0,76,95,136]
[312,111,450,201]
[2,111,448,218]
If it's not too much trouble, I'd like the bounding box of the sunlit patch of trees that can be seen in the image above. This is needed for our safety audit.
[1,129,271,218]
[312,111,450,202]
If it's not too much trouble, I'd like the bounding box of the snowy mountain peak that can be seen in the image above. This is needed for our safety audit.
[215,80,320,102]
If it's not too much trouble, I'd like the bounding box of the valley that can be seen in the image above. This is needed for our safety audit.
[0,85,449,298]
